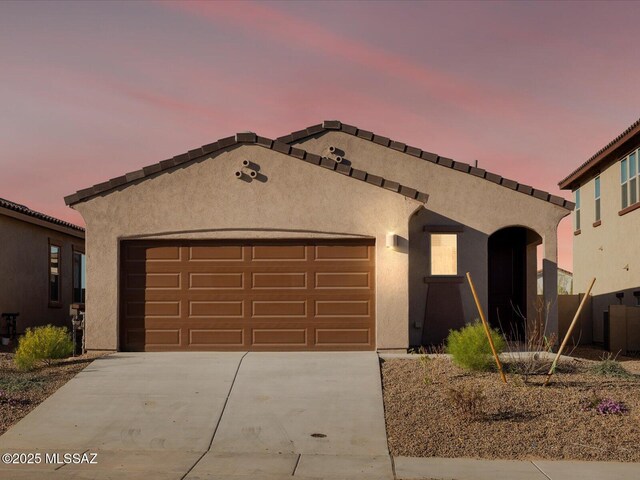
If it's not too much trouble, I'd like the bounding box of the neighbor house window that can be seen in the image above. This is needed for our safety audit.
[49,243,61,306]
[72,248,86,303]
[621,149,639,209]
[594,176,601,222]
[575,188,581,231]
[430,233,457,275]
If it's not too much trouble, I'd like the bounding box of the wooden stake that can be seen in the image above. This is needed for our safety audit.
[466,272,507,384]
[544,277,596,386]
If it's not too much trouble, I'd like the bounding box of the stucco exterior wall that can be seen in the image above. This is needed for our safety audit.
[294,132,570,344]
[0,214,84,333]
[73,145,422,351]
[572,162,640,296]
[572,155,640,341]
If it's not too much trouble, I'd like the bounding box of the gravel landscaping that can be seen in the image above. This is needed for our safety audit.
[382,352,640,462]
[0,351,105,436]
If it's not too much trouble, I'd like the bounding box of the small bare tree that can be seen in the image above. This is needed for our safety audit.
[498,297,578,384]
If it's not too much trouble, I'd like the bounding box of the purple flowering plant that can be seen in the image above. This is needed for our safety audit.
[596,399,628,415]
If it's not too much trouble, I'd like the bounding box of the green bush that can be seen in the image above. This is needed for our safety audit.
[590,357,633,379]
[14,325,74,371]
[446,321,506,372]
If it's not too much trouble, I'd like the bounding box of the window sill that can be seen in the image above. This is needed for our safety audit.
[619,202,640,216]
[424,275,465,284]
[574,229,581,236]
[593,220,602,228]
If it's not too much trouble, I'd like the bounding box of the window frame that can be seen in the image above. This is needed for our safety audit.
[621,148,640,210]
[423,225,464,283]
[48,239,62,308]
[574,188,581,232]
[72,245,86,304]
[594,176,601,223]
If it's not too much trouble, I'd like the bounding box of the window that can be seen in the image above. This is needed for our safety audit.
[430,233,457,275]
[594,176,601,222]
[73,249,86,303]
[621,148,640,209]
[49,243,61,306]
[575,188,581,231]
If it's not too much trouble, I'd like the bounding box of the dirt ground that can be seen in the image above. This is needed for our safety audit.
[0,352,105,436]
[382,352,640,462]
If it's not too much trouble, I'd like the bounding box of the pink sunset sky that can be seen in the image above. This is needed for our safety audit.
[1,0,639,271]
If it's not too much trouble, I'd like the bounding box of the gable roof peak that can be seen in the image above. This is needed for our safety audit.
[280,120,574,211]
[65,132,429,207]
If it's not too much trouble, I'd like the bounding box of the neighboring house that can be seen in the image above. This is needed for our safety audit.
[537,268,573,295]
[559,117,640,343]
[0,198,85,335]
[65,121,572,352]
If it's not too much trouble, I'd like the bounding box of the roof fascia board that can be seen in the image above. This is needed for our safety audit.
[0,207,85,239]
[280,120,574,211]
[65,135,428,207]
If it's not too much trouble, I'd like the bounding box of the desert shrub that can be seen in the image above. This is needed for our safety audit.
[14,325,74,371]
[417,346,433,385]
[446,321,505,372]
[446,383,485,420]
[0,376,46,392]
[0,390,31,407]
[591,355,633,379]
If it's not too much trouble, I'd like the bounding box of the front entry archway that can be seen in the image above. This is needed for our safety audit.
[488,226,541,340]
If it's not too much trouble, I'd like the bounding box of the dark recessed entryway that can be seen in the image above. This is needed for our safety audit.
[488,226,541,340]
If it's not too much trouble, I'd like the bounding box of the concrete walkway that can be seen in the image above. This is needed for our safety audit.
[0,352,391,479]
[394,456,640,480]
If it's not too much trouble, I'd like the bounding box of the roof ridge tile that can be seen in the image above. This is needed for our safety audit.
[559,117,640,189]
[277,120,572,211]
[65,132,428,207]
[0,198,84,232]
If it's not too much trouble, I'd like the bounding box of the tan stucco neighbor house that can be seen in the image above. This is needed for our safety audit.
[560,117,640,345]
[65,121,572,352]
[0,198,85,336]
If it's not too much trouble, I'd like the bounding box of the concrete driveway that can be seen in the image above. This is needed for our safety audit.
[0,352,392,479]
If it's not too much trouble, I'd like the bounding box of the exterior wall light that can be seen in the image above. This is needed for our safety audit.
[386,233,399,249]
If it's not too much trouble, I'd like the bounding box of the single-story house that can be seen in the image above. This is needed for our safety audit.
[0,198,85,336]
[65,121,572,352]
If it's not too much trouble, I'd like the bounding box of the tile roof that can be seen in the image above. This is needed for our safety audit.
[64,133,429,206]
[558,117,640,190]
[278,121,574,210]
[0,197,85,232]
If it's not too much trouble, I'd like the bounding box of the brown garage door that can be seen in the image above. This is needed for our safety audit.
[120,240,375,351]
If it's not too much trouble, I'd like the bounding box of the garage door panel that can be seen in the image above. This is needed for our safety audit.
[315,329,371,346]
[126,245,181,262]
[315,272,372,289]
[125,301,181,318]
[315,300,371,317]
[189,329,244,346]
[252,329,307,346]
[314,245,372,260]
[189,300,244,318]
[145,329,181,346]
[251,300,307,318]
[189,272,244,289]
[124,328,145,346]
[189,245,244,261]
[125,273,181,290]
[251,272,307,289]
[120,240,375,351]
[251,245,307,261]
